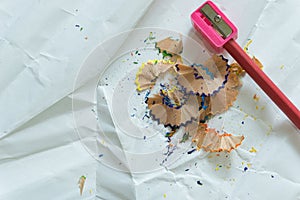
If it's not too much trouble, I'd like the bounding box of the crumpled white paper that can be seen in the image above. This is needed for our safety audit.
[1,0,300,200]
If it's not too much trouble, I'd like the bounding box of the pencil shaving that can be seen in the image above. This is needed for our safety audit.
[135,60,174,91]
[209,71,241,115]
[176,55,229,95]
[156,37,183,63]
[191,123,244,152]
[147,91,199,127]
[78,175,86,196]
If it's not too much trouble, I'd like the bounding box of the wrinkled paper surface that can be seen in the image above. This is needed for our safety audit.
[0,0,300,199]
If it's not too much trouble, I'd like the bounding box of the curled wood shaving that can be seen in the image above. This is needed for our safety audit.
[146,92,200,127]
[156,37,183,63]
[135,60,174,91]
[209,71,241,115]
[191,123,244,152]
[78,175,86,196]
[176,55,229,95]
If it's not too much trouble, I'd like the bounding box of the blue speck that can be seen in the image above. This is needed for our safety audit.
[197,180,203,185]
[187,149,196,154]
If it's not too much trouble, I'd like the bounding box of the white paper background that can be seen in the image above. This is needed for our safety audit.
[0,0,299,199]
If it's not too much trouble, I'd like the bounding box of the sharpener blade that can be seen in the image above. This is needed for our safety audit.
[200,4,232,38]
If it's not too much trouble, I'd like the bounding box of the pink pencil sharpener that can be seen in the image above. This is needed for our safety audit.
[191,1,238,53]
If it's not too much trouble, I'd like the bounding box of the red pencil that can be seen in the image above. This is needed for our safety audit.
[191,1,300,129]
